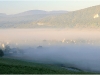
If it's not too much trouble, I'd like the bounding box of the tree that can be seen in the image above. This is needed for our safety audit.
[37,46,43,49]
[0,49,4,57]
[5,45,11,53]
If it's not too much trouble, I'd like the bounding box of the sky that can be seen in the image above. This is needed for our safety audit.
[0,0,100,15]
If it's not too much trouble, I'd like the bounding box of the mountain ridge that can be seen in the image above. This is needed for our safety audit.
[32,5,100,28]
[0,5,100,28]
[0,10,68,28]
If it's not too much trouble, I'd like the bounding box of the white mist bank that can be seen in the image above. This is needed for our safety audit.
[0,29,100,72]
[0,28,100,41]
[23,45,100,72]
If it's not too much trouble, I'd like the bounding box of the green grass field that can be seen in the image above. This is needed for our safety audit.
[0,57,93,74]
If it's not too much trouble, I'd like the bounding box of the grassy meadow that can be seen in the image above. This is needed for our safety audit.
[0,57,93,74]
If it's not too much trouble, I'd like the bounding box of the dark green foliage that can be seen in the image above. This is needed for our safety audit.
[0,49,4,57]
[0,57,92,74]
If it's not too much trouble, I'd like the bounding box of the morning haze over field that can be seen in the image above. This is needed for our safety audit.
[0,0,100,74]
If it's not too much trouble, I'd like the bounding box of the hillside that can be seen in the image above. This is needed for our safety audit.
[0,5,100,28]
[32,5,100,28]
[0,57,90,74]
[0,10,67,28]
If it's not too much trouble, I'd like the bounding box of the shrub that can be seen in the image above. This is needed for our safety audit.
[0,49,4,57]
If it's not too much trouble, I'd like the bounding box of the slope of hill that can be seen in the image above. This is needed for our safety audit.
[0,5,100,28]
[0,57,90,74]
[0,10,67,28]
[32,5,100,28]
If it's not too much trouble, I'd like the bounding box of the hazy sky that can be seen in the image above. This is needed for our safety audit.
[0,0,100,15]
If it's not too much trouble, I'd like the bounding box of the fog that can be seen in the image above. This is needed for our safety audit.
[1,29,100,72]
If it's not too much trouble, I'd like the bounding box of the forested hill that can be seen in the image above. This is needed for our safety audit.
[0,10,67,28]
[0,5,100,28]
[32,5,100,28]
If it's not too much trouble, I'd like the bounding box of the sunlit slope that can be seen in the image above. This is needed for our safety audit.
[0,57,90,74]
[33,5,100,28]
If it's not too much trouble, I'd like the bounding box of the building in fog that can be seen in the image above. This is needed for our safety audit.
[94,14,99,18]
[0,43,5,50]
[2,44,5,48]
[62,38,66,43]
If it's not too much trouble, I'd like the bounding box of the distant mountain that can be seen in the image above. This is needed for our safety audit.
[0,10,68,28]
[49,11,68,14]
[32,5,100,28]
[1,5,100,28]
[15,10,67,16]
[15,10,48,16]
